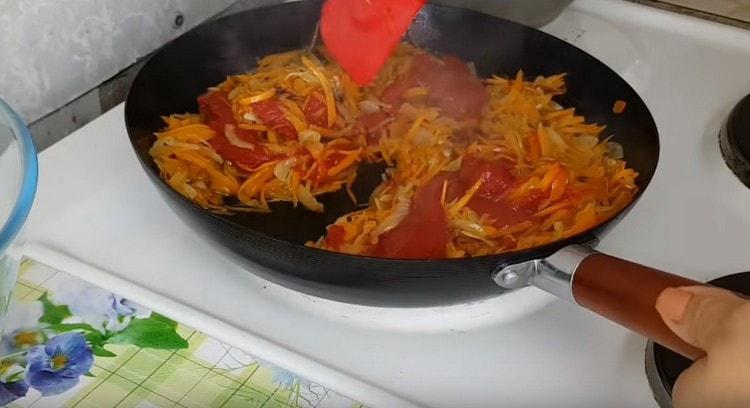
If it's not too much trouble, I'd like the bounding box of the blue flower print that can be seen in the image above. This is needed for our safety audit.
[53,282,151,333]
[25,332,93,396]
[112,297,151,321]
[0,380,28,405]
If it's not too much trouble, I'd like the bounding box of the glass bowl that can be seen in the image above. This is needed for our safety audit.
[0,98,38,328]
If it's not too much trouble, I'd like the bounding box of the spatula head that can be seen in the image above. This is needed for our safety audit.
[321,0,426,85]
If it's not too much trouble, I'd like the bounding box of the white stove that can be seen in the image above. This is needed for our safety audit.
[24,0,750,406]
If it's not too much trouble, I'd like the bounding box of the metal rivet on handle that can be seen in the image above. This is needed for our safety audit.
[501,271,519,286]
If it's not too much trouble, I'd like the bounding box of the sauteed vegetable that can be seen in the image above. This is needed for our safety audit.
[150,44,638,258]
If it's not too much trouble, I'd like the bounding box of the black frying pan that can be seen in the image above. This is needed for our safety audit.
[125,1,658,305]
[123,1,733,360]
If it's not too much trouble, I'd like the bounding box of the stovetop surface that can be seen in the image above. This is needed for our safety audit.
[24,0,750,406]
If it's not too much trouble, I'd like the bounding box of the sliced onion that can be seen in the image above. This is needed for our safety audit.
[273,158,297,182]
[606,141,624,159]
[300,129,323,156]
[372,194,411,236]
[359,100,380,114]
[224,125,256,149]
[574,135,599,150]
[285,71,319,85]
[199,146,224,164]
[297,184,324,212]
[300,129,321,143]
[546,126,569,152]
[243,112,258,122]
[240,88,276,105]
[452,218,486,236]
[332,75,344,99]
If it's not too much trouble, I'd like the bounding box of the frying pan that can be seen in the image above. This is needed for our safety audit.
[126,2,706,360]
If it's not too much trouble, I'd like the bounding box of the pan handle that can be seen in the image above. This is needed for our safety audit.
[494,245,706,360]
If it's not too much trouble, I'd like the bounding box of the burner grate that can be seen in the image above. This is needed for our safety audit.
[720,94,750,188]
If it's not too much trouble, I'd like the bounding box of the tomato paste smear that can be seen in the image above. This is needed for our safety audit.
[197,92,278,171]
[374,174,451,259]
[449,157,539,228]
[361,53,489,144]
[303,92,329,128]
[325,225,347,250]
[381,54,489,121]
[252,98,298,141]
[372,158,541,258]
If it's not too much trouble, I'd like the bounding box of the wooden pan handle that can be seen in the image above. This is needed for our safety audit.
[571,253,706,360]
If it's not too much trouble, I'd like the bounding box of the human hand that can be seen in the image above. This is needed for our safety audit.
[655,286,750,408]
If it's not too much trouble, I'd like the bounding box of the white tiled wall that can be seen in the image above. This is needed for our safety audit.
[0,0,238,122]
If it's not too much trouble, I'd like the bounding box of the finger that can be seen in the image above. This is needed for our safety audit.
[672,350,750,408]
[655,287,693,323]
[655,286,746,351]
[671,358,710,408]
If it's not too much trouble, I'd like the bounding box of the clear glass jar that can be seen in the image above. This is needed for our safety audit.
[0,98,38,331]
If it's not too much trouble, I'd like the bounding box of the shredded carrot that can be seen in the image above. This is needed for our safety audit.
[240,89,276,105]
[448,178,483,217]
[301,56,337,127]
[550,171,568,201]
[613,100,627,114]
[327,149,363,176]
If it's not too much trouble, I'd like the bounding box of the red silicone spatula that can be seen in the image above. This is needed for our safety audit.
[321,0,426,85]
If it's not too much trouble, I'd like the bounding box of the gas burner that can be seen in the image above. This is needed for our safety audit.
[645,271,750,407]
[720,94,750,188]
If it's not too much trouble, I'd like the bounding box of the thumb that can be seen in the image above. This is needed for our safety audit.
[655,286,746,352]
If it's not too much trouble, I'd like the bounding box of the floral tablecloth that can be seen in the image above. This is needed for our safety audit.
[0,260,364,408]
